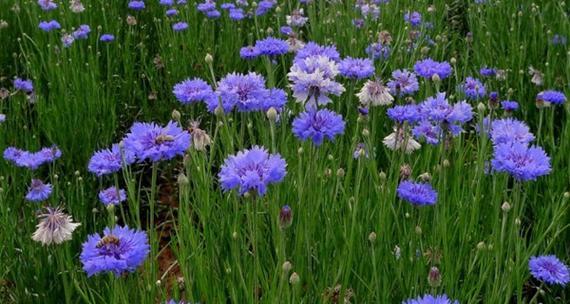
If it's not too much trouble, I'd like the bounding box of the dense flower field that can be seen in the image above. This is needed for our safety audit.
[0,0,569,303]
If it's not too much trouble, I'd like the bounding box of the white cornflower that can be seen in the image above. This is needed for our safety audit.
[32,207,80,246]
[356,80,394,106]
[383,128,421,154]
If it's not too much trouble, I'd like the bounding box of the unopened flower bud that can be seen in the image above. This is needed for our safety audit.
[419,172,432,182]
[214,104,224,117]
[477,102,486,112]
[368,232,377,243]
[431,74,441,83]
[177,173,189,186]
[415,226,422,235]
[289,272,300,285]
[400,164,412,180]
[476,241,486,250]
[266,107,278,122]
[428,266,441,288]
[171,109,181,121]
[282,261,292,273]
[501,201,511,212]
[336,168,345,178]
[205,53,213,64]
[279,205,293,229]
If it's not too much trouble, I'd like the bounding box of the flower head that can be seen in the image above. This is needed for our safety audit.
[356,80,393,106]
[99,187,127,206]
[32,207,80,246]
[219,146,286,196]
[383,128,422,154]
[404,11,422,27]
[414,58,452,80]
[402,294,459,304]
[172,22,189,32]
[387,69,419,96]
[173,78,215,105]
[397,181,437,206]
[292,109,345,146]
[123,121,191,162]
[73,24,91,39]
[536,90,566,105]
[240,46,261,60]
[26,179,53,202]
[387,105,421,124]
[462,77,486,100]
[255,37,289,56]
[501,100,519,111]
[294,42,340,63]
[128,0,145,10]
[338,57,375,79]
[80,226,150,277]
[529,255,569,286]
[288,55,345,107]
[213,72,270,112]
[491,142,551,181]
[100,34,115,42]
[14,78,34,93]
[88,144,135,176]
[490,118,535,145]
[39,20,61,32]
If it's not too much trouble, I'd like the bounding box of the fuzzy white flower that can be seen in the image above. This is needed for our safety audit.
[32,207,80,246]
[288,55,345,107]
[356,80,394,106]
[383,128,421,154]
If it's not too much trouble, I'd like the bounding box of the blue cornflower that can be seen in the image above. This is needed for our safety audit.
[387,69,419,96]
[365,42,391,61]
[4,146,61,170]
[551,34,567,46]
[13,78,34,93]
[211,72,270,112]
[536,90,566,105]
[387,104,421,124]
[491,142,551,181]
[462,77,486,100]
[397,181,438,206]
[338,57,375,80]
[256,0,276,16]
[255,37,289,56]
[219,146,286,196]
[402,294,459,304]
[172,22,189,32]
[294,42,340,63]
[229,8,245,20]
[292,109,345,146]
[26,179,53,202]
[61,34,75,48]
[404,11,422,27]
[263,88,287,112]
[159,0,174,6]
[39,20,61,32]
[288,55,345,107]
[529,255,569,286]
[197,0,216,12]
[413,120,442,145]
[240,46,261,60]
[99,187,127,206]
[73,24,91,40]
[414,58,452,80]
[38,0,57,11]
[479,67,496,77]
[100,34,115,42]
[128,1,145,10]
[123,121,191,162]
[490,118,535,145]
[166,9,178,17]
[206,9,221,19]
[173,78,215,105]
[88,144,136,176]
[501,100,519,111]
[280,26,294,36]
[80,226,150,277]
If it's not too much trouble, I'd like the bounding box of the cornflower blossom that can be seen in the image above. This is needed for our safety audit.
[397,181,437,206]
[536,90,566,106]
[218,146,286,196]
[100,34,115,42]
[39,20,61,32]
[288,55,345,108]
[13,78,34,93]
[491,142,551,181]
[338,57,375,80]
[172,22,189,32]
[414,58,452,80]
[98,187,127,206]
[173,77,216,105]
[461,77,486,100]
[489,118,535,145]
[38,0,57,11]
[356,80,393,106]
[26,179,53,202]
[240,46,261,60]
[292,109,346,146]
[387,104,421,124]
[212,72,271,112]
[88,144,136,176]
[501,100,519,112]
[32,207,80,246]
[365,42,391,60]
[4,146,62,170]
[80,226,150,277]
[73,25,91,39]
[255,37,289,57]
[123,121,191,162]
[529,255,569,286]
[402,294,459,304]
[387,69,419,96]
[287,9,308,27]
[128,0,145,11]
[293,42,341,64]
[383,127,421,154]
[404,11,422,27]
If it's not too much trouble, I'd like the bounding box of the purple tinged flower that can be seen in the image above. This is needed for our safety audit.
[128,1,145,10]
[413,120,442,145]
[402,294,459,304]
[397,181,437,206]
[279,205,293,229]
[338,57,375,80]
[80,226,150,277]
[73,24,91,39]
[39,20,61,32]
[197,1,216,12]
[38,0,58,11]
[206,9,221,19]
[529,255,569,286]
[32,207,81,246]
[99,187,127,206]
[288,55,345,107]
[123,121,191,162]
[280,26,294,36]
[263,88,287,111]
[365,42,391,60]
[172,22,189,32]
[490,118,535,145]
[501,100,519,111]
[404,11,422,27]
[219,146,286,196]
[4,146,61,170]
[14,78,34,93]
[536,90,566,105]
[387,69,419,96]
[356,80,393,106]
[159,0,174,6]
[256,0,276,16]
[292,109,345,146]
[294,42,340,63]
[88,144,135,176]
[479,67,496,77]
[491,142,551,181]
[353,143,369,159]
[173,78,215,105]
[62,34,75,47]
[287,9,308,27]
[100,34,115,42]
[220,3,236,10]
[240,46,261,60]
[26,179,53,202]
[0,114,5,123]
[462,77,486,100]
[387,104,421,124]
[213,72,270,112]
[414,58,452,80]
[255,37,289,56]
[229,8,245,20]
[166,9,178,17]
[551,34,567,46]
